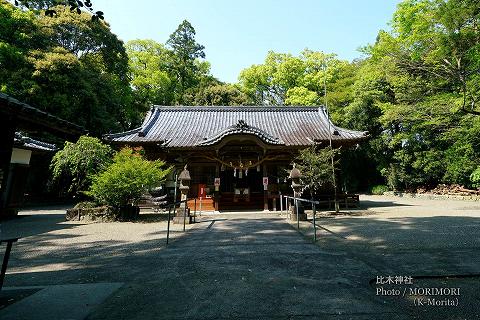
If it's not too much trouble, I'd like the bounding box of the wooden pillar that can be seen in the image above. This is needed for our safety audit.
[214,164,219,212]
[0,114,16,218]
[263,163,268,211]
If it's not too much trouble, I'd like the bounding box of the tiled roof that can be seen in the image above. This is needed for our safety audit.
[104,106,368,148]
[0,93,85,136]
[197,119,284,146]
[14,132,57,152]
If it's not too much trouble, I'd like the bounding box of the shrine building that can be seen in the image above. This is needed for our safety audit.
[104,106,367,211]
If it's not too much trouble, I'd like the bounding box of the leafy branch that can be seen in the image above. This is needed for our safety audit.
[14,0,104,21]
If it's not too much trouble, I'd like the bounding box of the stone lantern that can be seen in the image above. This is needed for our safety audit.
[289,163,307,221]
[173,165,192,224]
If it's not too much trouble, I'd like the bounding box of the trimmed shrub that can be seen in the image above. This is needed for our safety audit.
[371,185,389,195]
[87,148,172,207]
[471,167,480,189]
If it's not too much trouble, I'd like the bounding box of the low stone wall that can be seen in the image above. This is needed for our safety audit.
[66,205,140,222]
[383,191,480,202]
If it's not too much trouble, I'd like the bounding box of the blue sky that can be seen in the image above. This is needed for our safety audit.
[94,0,401,83]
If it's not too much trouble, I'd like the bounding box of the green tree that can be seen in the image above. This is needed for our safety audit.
[0,2,136,134]
[471,167,480,189]
[0,1,39,95]
[166,20,206,104]
[238,49,358,116]
[127,34,249,107]
[350,0,480,190]
[371,0,480,115]
[88,148,172,207]
[184,82,251,106]
[126,39,174,107]
[239,51,304,105]
[50,136,114,196]
[295,146,340,197]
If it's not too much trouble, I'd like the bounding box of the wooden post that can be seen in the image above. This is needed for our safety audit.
[215,164,219,211]
[295,198,299,229]
[280,194,283,214]
[0,114,16,218]
[263,163,268,211]
[193,198,197,223]
[0,238,18,291]
[166,206,171,245]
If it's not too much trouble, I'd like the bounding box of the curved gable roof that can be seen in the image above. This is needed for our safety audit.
[197,119,284,146]
[104,106,368,148]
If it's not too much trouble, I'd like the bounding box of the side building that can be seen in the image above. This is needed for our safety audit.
[0,93,84,218]
[104,106,368,211]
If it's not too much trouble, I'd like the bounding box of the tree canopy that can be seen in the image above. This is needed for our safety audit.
[339,0,480,190]
[235,0,480,191]
[3,0,480,192]
[126,20,250,106]
[126,39,174,109]
[166,20,206,104]
[13,0,104,21]
[238,50,357,122]
[0,1,134,134]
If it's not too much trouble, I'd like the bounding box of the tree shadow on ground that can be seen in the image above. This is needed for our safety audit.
[313,215,480,275]
[1,206,80,240]
[359,200,413,209]
[2,209,480,320]
[3,216,392,319]
[135,212,170,223]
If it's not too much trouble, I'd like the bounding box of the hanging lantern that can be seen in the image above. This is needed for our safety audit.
[239,169,243,179]
[245,168,248,176]
[233,168,237,177]
[221,163,225,171]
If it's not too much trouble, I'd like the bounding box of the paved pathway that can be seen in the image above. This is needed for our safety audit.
[86,213,400,320]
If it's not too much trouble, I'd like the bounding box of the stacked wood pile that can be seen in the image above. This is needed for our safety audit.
[418,184,480,196]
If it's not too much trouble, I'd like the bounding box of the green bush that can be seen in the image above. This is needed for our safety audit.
[471,167,480,189]
[381,164,406,191]
[371,185,389,195]
[87,148,172,207]
[51,136,114,195]
[443,143,478,187]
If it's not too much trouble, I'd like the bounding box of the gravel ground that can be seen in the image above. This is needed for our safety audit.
[293,194,480,319]
[0,196,479,319]
[0,207,199,285]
